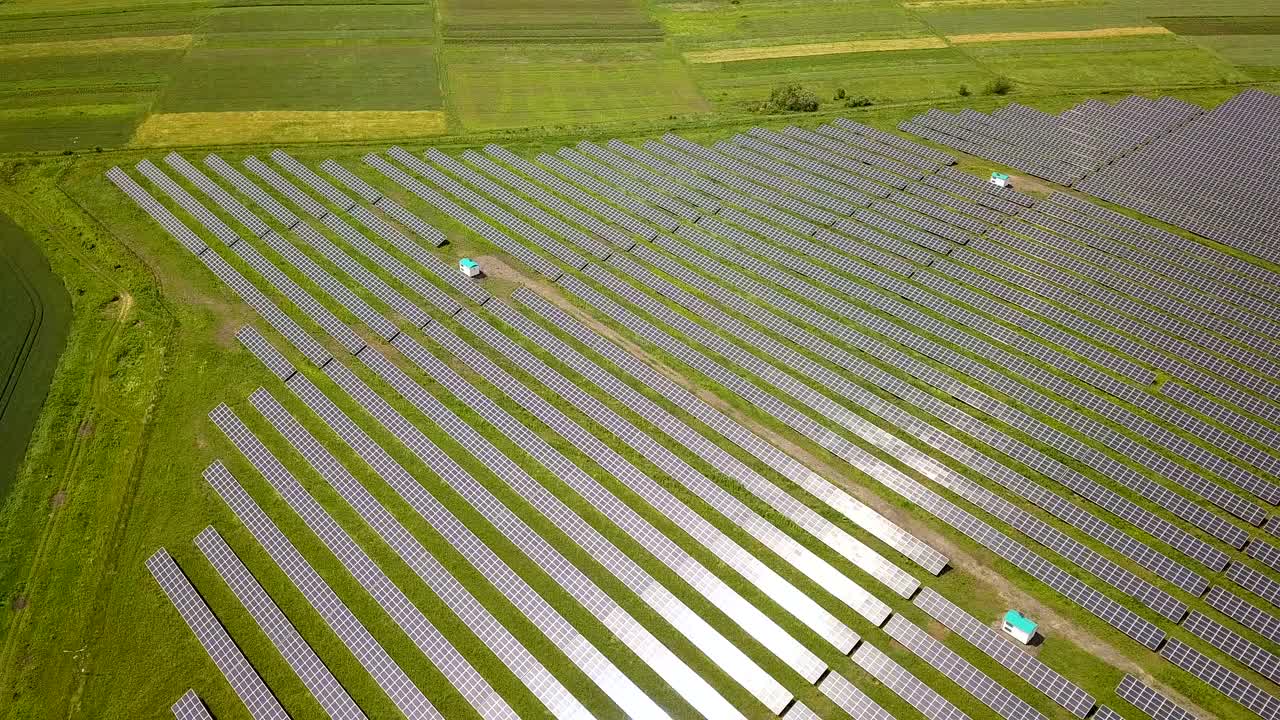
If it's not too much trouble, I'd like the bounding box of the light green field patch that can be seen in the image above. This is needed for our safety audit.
[1187,34,1280,77]
[653,0,932,49]
[691,46,990,110]
[446,42,709,130]
[157,42,441,112]
[1154,15,1280,35]
[202,4,432,35]
[442,0,661,40]
[0,48,180,94]
[959,35,1254,88]
[915,2,1150,35]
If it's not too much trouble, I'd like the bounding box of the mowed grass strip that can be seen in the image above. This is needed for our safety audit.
[683,37,948,64]
[947,26,1173,44]
[129,110,447,147]
[442,0,661,40]
[0,33,192,58]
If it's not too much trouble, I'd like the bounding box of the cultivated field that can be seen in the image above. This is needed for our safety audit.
[0,1,1278,720]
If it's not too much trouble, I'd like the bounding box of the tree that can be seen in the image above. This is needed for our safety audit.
[985,76,1014,95]
[767,84,820,112]
[958,84,971,97]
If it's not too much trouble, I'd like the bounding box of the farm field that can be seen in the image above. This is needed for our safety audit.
[0,1,1278,720]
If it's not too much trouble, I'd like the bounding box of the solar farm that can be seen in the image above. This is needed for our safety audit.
[30,84,1261,719]
[3,2,1280,720]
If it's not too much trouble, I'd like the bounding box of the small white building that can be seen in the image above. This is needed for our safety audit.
[1002,610,1037,645]
[990,172,1012,188]
[459,258,481,278]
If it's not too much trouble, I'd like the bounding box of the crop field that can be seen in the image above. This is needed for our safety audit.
[0,1,1278,720]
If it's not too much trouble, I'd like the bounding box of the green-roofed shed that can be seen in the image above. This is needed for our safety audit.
[1002,610,1037,644]
[990,171,1011,188]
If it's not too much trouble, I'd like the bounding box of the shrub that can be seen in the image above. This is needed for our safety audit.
[834,88,847,100]
[985,75,1014,95]
[766,84,820,112]
[844,96,873,108]
[958,84,971,97]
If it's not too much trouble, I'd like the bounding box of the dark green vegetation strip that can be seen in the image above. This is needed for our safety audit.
[1155,16,1280,35]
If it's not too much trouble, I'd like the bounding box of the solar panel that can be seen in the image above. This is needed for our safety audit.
[272,369,669,720]
[1092,707,1125,720]
[170,690,213,720]
[201,461,442,720]
[913,589,1094,718]
[165,153,271,238]
[1182,610,1280,684]
[247,388,593,720]
[852,642,972,720]
[884,614,1045,720]
[461,304,860,654]
[1114,676,1194,720]
[337,347,748,720]
[193,526,365,720]
[106,167,207,257]
[385,329,794,713]
[817,671,895,720]
[1247,538,1280,573]
[1205,585,1280,645]
[243,156,330,220]
[319,159,382,203]
[145,548,290,720]
[1229,563,1280,608]
[270,149,356,210]
[1160,638,1280,720]
[204,154,301,231]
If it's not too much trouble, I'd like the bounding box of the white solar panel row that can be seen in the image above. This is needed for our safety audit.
[426,148,612,260]
[1228,563,1280,609]
[107,166,208,256]
[816,671,895,720]
[914,589,1094,718]
[248,388,594,720]
[852,642,971,720]
[202,461,441,719]
[270,367,669,719]
[369,193,448,248]
[830,117,957,166]
[205,154,302,230]
[557,146,702,221]
[614,239,1193,615]
[1160,639,1280,720]
[461,148,632,252]
[137,160,243,248]
[872,199,975,244]
[146,548,290,720]
[484,144,651,242]
[731,133,892,199]
[166,153,272,238]
[852,207,954,253]
[565,264,1166,648]
[538,152,683,232]
[270,150,356,211]
[817,123,943,172]
[341,348,748,720]
[319,160,382,203]
[513,285,945,580]
[781,126,922,183]
[389,146,591,272]
[193,526,366,720]
[170,689,213,720]
[385,329,794,713]
[883,614,1045,720]
[366,151,563,280]
[500,292,905,624]
[243,156,330,220]
[462,303,866,647]
[1114,675,1194,720]
[579,140,724,212]
[893,190,990,234]
[215,405,516,719]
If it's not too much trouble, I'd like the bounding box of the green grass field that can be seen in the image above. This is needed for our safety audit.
[0,1,1279,719]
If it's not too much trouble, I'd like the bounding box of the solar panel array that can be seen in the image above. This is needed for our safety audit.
[201,461,442,720]
[1114,675,1195,720]
[1205,585,1280,646]
[914,588,1094,718]
[193,526,366,720]
[146,548,290,720]
[853,642,972,720]
[884,614,1045,720]
[1160,638,1280,720]
[1182,610,1280,684]
[248,388,594,720]
[170,690,213,720]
